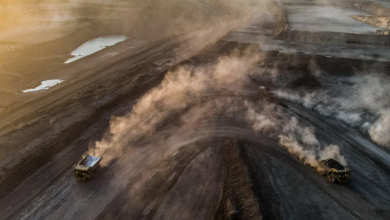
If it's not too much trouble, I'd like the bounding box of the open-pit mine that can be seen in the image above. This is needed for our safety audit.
[0,0,390,219]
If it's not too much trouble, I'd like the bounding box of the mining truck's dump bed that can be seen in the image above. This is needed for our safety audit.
[81,155,101,167]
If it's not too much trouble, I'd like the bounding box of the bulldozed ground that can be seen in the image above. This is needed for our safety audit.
[0,0,390,219]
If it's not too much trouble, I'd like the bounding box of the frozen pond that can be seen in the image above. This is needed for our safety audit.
[22,79,63,93]
[65,35,126,64]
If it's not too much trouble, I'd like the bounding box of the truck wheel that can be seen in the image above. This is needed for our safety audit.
[327,173,336,183]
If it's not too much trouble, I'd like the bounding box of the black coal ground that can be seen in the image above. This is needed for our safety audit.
[1,39,389,220]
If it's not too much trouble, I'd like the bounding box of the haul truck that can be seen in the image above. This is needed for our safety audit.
[318,158,351,183]
[73,155,102,181]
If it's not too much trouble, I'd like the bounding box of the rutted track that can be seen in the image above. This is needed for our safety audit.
[245,143,363,219]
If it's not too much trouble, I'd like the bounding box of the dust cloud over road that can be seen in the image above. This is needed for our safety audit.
[1,0,390,220]
[277,72,390,149]
[0,0,248,44]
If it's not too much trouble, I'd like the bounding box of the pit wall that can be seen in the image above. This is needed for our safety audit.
[276,29,390,46]
[351,15,390,29]
[349,0,390,16]
[347,1,390,30]
[274,1,390,47]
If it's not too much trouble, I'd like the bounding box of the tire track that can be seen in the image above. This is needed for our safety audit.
[243,142,365,220]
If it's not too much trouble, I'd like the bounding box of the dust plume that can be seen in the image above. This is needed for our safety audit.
[279,134,317,167]
[0,0,250,45]
[88,48,261,164]
[279,123,347,169]
[88,44,350,169]
[77,31,354,171]
[246,103,348,168]
[277,73,390,149]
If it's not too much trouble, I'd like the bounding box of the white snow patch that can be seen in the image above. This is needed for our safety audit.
[22,79,63,93]
[65,35,126,64]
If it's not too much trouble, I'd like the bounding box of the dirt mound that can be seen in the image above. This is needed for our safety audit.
[351,15,390,29]
[351,0,390,16]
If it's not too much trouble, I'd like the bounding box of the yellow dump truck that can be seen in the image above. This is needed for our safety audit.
[318,159,350,183]
[73,155,102,181]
